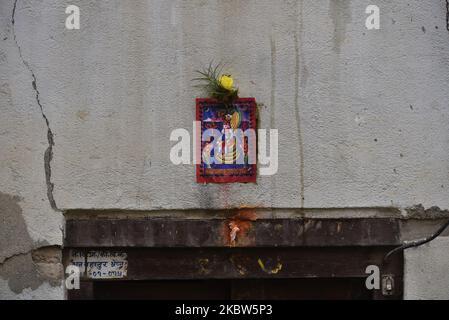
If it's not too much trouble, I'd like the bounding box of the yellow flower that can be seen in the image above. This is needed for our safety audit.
[219,75,234,91]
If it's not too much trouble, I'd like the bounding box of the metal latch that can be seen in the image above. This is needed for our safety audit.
[381,274,395,296]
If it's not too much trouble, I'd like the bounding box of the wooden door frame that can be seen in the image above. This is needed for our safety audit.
[64,217,403,300]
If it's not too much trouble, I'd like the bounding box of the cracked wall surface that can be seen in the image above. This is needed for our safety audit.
[35,0,448,211]
[1,0,449,299]
[0,0,63,299]
[12,0,59,212]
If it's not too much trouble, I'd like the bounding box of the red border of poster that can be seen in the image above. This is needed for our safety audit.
[196,97,257,184]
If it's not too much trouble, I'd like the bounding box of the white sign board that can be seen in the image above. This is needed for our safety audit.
[69,250,128,279]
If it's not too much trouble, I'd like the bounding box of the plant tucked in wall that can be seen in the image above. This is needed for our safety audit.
[194,62,257,184]
[193,62,239,104]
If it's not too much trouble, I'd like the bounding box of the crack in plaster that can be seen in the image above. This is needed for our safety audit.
[0,246,63,293]
[0,250,29,266]
[12,0,59,211]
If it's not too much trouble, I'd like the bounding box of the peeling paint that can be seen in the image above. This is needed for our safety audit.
[0,246,62,294]
[0,253,42,294]
[0,193,62,294]
[0,192,32,264]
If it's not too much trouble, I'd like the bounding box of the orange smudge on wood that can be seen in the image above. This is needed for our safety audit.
[233,208,258,221]
[221,208,259,246]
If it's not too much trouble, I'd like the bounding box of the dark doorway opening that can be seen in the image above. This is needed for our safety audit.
[64,217,403,300]
[93,278,371,300]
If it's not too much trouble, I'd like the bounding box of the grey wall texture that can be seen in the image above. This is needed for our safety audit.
[405,237,449,300]
[0,0,448,299]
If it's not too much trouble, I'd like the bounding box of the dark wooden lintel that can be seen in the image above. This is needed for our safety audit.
[123,247,402,281]
[64,218,400,248]
[63,246,403,299]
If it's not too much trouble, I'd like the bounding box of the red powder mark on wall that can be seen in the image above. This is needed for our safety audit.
[223,208,258,246]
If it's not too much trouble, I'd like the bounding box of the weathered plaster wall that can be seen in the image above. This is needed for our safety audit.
[404,236,449,300]
[0,0,63,299]
[41,0,449,211]
[1,0,449,299]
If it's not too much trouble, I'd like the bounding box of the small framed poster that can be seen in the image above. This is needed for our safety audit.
[196,98,257,183]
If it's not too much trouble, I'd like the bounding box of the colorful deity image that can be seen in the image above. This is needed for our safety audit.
[196,98,257,183]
